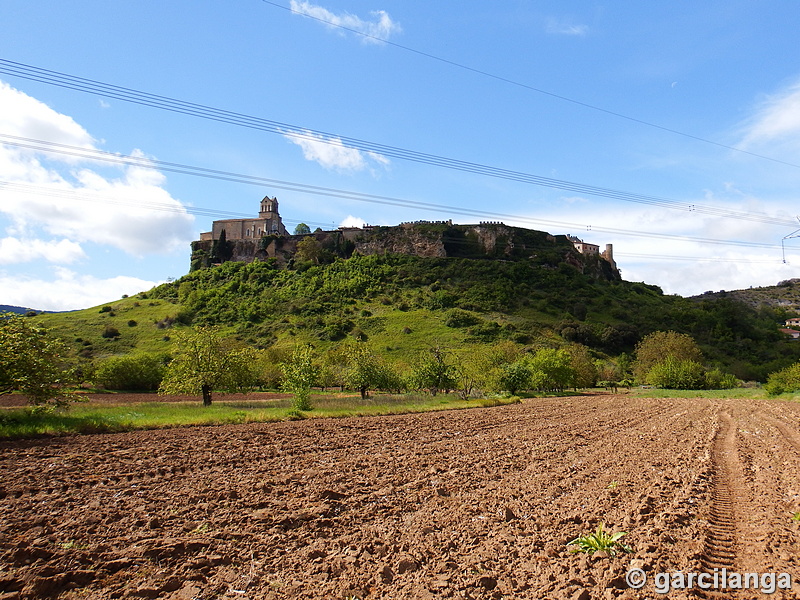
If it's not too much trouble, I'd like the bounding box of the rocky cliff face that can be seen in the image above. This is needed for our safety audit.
[190,222,621,281]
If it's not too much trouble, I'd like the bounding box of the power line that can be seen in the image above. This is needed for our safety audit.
[3,180,794,263]
[263,0,800,171]
[0,135,793,253]
[0,59,794,228]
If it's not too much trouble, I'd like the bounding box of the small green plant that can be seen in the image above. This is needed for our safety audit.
[606,481,619,489]
[60,540,88,550]
[191,522,210,534]
[568,523,632,556]
[791,512,800,522]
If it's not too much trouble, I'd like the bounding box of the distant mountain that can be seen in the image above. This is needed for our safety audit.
[0,305,39,315]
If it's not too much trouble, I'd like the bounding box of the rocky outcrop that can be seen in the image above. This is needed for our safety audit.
[190,222,621,282]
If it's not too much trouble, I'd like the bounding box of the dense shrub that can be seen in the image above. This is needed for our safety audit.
[94,353,168,391]
[646,357,705,390]
[765,362,800,396]
[101,325,121,339]
[444,309,482,328]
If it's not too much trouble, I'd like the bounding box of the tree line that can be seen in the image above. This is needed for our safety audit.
[3,314,758,411]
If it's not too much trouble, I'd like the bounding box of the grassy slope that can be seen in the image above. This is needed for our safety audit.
[29,253,800,381]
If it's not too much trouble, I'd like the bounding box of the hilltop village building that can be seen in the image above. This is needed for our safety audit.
[567,235,618,273]
[199,196,287,241]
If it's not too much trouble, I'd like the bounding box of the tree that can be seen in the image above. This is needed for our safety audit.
[410,345,457,395]
[158,326,256,405]
[281,344,318,410]
[632,331,703,382]
[293,223,311,235]
[528,348,575,393]
[295,236,322,264]
[497,359,531,395]
[565,343,598,389]
[210,228,232,263]
[0,314,78,408]
[451,348,489,399]
[343,343,397,399]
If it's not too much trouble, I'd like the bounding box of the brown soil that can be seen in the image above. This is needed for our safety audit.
[1,395,800,599]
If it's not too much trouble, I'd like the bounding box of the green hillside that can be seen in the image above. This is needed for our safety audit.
[32,250,800,382]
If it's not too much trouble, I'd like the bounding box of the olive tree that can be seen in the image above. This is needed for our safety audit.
[158,326,257,405]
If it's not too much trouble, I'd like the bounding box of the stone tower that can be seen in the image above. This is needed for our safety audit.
[259,196,279,220]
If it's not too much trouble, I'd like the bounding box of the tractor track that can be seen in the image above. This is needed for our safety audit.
[697,411,740,598]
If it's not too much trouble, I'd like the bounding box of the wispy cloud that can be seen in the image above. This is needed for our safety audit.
[284,130,390,173]
[739,77,800,149]
[0,80,195,258]
[546,18,588,36]
[289,1,401,43]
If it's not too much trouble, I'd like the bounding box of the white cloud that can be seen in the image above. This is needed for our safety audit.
[0,237,86,264]
[0,80,195,257]
[290,1,401,43]
[339,215,367,228]
[0,267,159,312]
[0,81,95,150]
[739,77,800,149]
[546,18,588,36]
[521,196,799,297]
[284,130,390,173]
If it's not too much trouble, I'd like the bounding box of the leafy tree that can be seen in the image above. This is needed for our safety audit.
[497,359,531,395]
[159,326,257,405]
[565,343,598,389]
[633,331,703,382]
[528,348,575,393]
[451,348,488,399]
[343,343,399,399]
[0,314,78,408]
[281,344,318,410]
[94,353,168,391]
[293,223,311,235]
[410,345,457,395]
[295,236,322,265]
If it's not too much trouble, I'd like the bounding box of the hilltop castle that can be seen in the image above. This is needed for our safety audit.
[199,196,287,241]
[192,197,620,280]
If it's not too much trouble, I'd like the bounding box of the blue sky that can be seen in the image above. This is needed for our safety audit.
[2,1,800,310]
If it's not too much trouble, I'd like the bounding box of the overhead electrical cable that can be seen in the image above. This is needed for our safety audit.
[261,0,800,171]
[1,180,790,262]
[0,136,793,253]
[0,59,795,228]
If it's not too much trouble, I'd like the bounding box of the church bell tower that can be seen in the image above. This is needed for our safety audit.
[259,196,278,219]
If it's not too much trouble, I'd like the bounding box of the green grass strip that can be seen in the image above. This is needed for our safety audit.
[0,394,520,440]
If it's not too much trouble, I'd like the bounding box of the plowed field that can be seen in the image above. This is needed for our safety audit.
[2,395,800,599]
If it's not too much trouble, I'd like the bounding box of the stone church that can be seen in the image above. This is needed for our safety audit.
[199,196,288,241]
